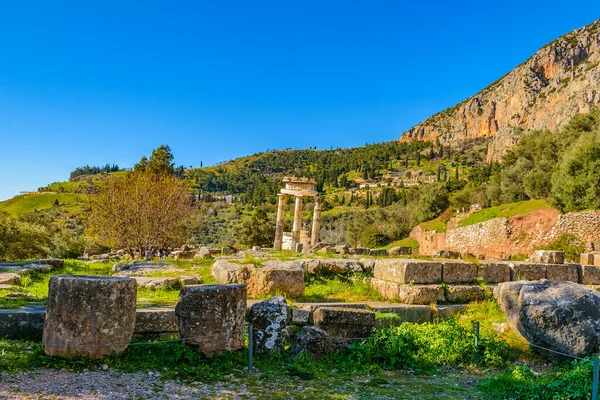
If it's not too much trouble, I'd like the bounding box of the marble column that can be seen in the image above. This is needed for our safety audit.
[311,197,321,247]
[291,196,303,251]
[273,194,287,250]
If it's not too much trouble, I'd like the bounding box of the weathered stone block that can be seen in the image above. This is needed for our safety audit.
[134,307,178,334]
[289,326,333,359]
[510,262,547,281]
[313,307,375,342]
[478,261,511,283]
[581,252,595,266]
[529,250,565,264]
[374,259,442,284]
[441,260,477,283]
[0,306,46,340]
[546,263,580,283]
[247,264,304,298]
[175,284,246,355]
[0,273,21,285]
[249,296,288,354]
[582,265,600,285]
[446,285,486,303]
[211,259,254,284]
[179,275,201,285]
[369,249,388,257]
[359,258,376,273]
[43,276,137,359]
[134,277,179,289]
[291,308,310,325]
[367,302,431,323]
[370,279,445,304]
[303,259,363,275]
[433,250,461,259]
[389,246,412,256]
[353,247,370,255]
[296,302,366,324]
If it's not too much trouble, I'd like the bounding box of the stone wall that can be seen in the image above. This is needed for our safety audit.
[544,211,600,242]
[409,226,446,256]
[445,218,511,259]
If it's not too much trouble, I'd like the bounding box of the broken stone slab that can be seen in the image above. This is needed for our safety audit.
[43,275,137,359]
[0,306,46,341]
[175,284,246,355]
[370,279,445,304]
[546,263,580,283]
[313,307,375,343]
[510,262,547,281]
[179,275,201,285]
[0,284,15,290]
[0,273,21,285]
[441,260,477,284]
[0,258,65,270]
[288,326,333,360]
[435,304,469,320]
[529,250,565,264]
[374,259,442,284]
[134,307,178,334]
[247,263,304,299]
[133,277,179,290]
[367,302,431,323]
[477,261,511,284]
[211,259,254,284]
[248,296,288,354]
[445,285,487,303]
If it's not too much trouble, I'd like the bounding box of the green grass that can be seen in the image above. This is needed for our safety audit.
[380,237,419,250]
[298,273,383,303]
[0,193,88,217]
[458,199,552,228]
[418,216,449,232]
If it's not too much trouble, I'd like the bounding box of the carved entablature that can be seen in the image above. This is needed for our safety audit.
[280,177,318,197]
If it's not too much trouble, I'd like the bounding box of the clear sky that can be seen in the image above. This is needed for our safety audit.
[0,1,598,200]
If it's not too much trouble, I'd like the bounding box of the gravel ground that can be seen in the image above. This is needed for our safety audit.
[0,369,483,399]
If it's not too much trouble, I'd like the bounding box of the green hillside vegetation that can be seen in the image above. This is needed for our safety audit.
[458,199,551,228]
[0,193,88,217]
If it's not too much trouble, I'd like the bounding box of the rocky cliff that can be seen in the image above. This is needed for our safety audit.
[400,20,600,161]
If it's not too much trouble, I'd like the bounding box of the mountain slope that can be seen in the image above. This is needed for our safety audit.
[400,19,600,161]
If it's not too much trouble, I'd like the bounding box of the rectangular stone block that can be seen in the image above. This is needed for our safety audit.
[477,261,511,283]
[370,279,445,304]
[441,260,477,283]
[296,302,367,324]
[581,253,594,266]
[581,265,600,285]
[0,306,46,341]
[510,262,547,281]
[546,263,580,283]
[134,307,178,334]
[291,308,310,325]
[445,285,487,303]
[529,250,565,264]
[367,302,431,323]
[374,259,442,284]
[313,307,375,342]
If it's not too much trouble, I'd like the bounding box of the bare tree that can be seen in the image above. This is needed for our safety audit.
[88,171,194,258]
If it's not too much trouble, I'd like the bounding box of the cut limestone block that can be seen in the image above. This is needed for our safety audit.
[211,259,254,284]
[582,265,600,285]
[0,273,21,285]
[248,296,288,354]
[359,258,376,273]
[529,250,565,264]
[133,277,179,290]
[441,260,477,284]
[510,262,547,281]
[446,285,487,303]
[247,264,304,299]
[374,259,442,284]
[43,276,137,359]
[370,279,445,304]
[302,259,363,275]
[0,306,46,340]
[367,302,431,323]
[477,261,511,284]
[546,263,580,283]
[581,253,594,266]
[313,307,375,343]
[175,284,246,355]
[296,302,366,324]
[291,308,310,325]
[134,307,178,334]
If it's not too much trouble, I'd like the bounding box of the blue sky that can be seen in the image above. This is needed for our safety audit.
[0,1,598,200]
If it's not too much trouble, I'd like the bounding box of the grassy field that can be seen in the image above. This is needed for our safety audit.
[458,199,552,228]
[0,193,88,217]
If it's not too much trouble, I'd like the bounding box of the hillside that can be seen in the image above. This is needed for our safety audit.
[400,19,600,161]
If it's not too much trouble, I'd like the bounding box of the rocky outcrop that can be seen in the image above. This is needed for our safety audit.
[400,20,600,161]
[494,279,600,358]
[288,327,333,359]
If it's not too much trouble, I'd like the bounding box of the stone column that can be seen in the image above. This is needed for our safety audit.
[273,194,287,251]
[311,196,321,247]
[291,196,303,251]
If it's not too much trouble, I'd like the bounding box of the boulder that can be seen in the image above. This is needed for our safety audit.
[495,279,600,358]
[179,275,201,285]
[288,326,333,359]
[211,259,254,284]
[478,261,511,284]
[374,259,442,284]
[175,284,246,355]
[195,247,212,258]
[371,279,445,304]
[247,264,304,299]
[134,307,178,334]
[529,250,565,264]
[43,276,137,359]
[0,306,46,340]
[248,296,288,354]
[441,260,477,283]
[510,262,547,281]
[174,250,195,260]
[313,307,375,343]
